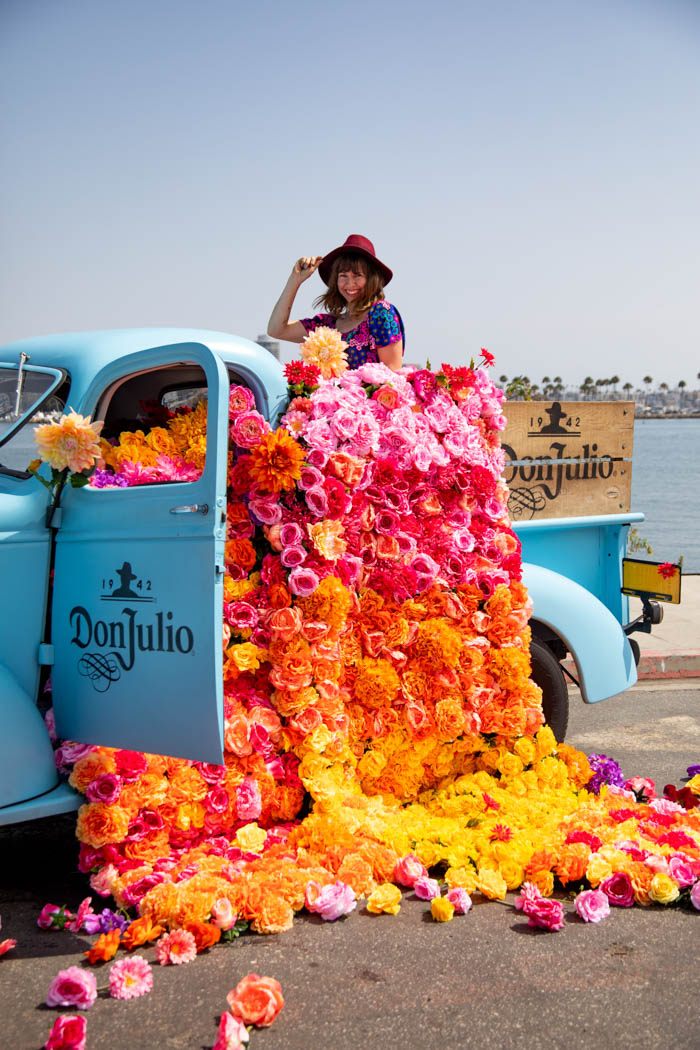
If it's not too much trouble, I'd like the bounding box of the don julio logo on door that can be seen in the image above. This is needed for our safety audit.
[69,561,195,692]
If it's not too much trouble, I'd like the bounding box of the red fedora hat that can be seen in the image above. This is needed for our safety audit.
[318,234,393,286]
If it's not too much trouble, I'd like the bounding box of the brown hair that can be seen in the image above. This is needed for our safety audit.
[313,254,386,316]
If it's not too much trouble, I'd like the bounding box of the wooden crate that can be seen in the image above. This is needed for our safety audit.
[501,401,634,520]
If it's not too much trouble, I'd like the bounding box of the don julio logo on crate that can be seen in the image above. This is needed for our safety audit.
[501,401,634,521]
[68,560,195,692]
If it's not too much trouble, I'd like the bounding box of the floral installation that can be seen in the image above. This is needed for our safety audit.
[24,353,699,979]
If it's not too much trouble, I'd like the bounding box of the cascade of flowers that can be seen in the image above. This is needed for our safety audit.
[51,331,700,938]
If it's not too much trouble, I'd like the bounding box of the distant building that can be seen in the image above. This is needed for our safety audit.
[256,334,280,360]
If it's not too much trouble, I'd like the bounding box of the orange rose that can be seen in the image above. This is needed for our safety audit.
[76,802,131,848]
[183,921,221,952]
[227,973,285,1027]
[269,606,302,641]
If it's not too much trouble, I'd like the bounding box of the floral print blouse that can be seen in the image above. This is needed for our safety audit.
[301,300,405,370]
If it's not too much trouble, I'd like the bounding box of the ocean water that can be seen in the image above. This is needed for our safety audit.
[630,418,699,574]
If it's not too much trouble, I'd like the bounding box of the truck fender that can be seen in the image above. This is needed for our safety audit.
[0,664,60,808]
[521,563,637,704]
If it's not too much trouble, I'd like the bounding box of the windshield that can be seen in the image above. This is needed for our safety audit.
[0,364,69,476]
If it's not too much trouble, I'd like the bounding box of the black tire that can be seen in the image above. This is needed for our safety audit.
[530,638,569,742]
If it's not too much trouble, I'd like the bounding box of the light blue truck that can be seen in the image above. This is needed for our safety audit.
[0,329,668,826]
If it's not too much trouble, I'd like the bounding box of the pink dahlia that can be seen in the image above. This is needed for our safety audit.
[109,955,153,999]
[155,929,197,965]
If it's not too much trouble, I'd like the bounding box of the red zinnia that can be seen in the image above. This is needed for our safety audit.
[657,562,676,580]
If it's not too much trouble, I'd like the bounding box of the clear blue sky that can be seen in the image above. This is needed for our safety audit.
[2,0,699,389]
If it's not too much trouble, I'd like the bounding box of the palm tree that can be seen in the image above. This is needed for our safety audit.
[623,381,633,397]
[581,376,594,400]
[610,375,620,394]
[499,374,508,385]
[553,375,564,396]
[678,379,686,406]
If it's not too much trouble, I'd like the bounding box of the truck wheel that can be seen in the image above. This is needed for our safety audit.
[530,638,569,742]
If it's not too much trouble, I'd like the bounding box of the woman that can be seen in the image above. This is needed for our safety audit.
[267,234,404,371]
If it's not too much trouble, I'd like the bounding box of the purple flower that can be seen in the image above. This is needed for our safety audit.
[687,764,700,778]
[586,753,626,794]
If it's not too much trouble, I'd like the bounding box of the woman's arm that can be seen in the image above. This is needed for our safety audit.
[267,256,322,343]
[377,339,404,371]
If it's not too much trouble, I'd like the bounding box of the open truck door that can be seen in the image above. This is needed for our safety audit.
[51,342,229,764]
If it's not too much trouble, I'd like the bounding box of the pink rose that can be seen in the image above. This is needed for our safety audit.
[44,1015,87,1050]
[229,385,255,416]
[248,497,282,525]
[230,411,269,449]
[600,872,635,907]
[524,897,565,931]
[414,876,441,901]
[279,521,304,546]
[305,880,357,921]
[690,882,700,911]
[280,544,307,568]
[668,856,696,888]
[447,887,473,914]
[288,566,320,597]
[213,1011,250,1049]
[393,854,428,888]
[624,776,656,802]
[305,486,329,517]
[236,777,262,821]
[46,967,97,1010]
[85,773,122,805]
[211,898,238,931]
[574,889,610,923]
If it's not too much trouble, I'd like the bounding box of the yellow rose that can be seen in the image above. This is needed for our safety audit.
[367,884,402,915]
[513,736,537,767]
[445,866,478,893]
[477,868,507,900]
[649,873,680,905]
[497,752,524,779]
[686,774,700,796]
[585,853,613,887]
[535,725,557,757]
[235,822,267,853]
[308,725,334,754]
[498,858,526,891]
[229,642,266,672]
[431,896,455,922]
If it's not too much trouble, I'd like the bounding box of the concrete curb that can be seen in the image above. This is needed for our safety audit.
[636,650,700,679]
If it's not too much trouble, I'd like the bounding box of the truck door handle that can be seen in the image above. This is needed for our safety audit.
[169,503,209,515]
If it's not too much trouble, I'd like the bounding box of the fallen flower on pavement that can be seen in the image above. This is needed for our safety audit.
[213,1011,250,1049]
[109,955,153,999]
[574,889,610,923]
[304,879,357,920]
[431,896,455,922]
[122,915,164,950]
[84,928,121,964]
[155,929,197,965]
[227,973,284,1027]
[44,1014,87,1050]
[46,967,97,1010]
[366,884,402,915]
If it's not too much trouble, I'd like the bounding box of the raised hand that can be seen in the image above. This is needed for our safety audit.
[292,256,323,283]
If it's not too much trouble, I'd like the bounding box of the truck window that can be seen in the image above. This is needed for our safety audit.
[0,365,69,477]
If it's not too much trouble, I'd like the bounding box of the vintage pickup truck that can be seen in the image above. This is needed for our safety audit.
[0,329,668,826]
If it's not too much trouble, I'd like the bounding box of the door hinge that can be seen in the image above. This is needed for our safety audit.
[38,643,55,666]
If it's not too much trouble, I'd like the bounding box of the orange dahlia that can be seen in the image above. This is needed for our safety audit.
[248,428,305,493]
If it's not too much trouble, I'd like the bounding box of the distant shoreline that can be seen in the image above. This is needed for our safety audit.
[635,414,700,420]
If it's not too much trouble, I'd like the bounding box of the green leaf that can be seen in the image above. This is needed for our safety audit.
[466,818,481,828]
[69,473,91,488]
